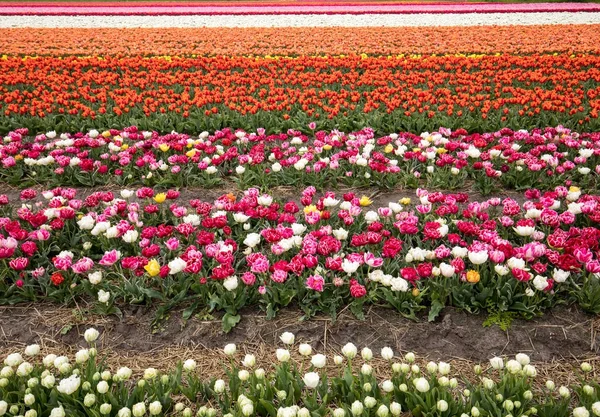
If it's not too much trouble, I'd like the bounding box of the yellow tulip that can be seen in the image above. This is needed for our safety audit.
[399,198,411,205]
[323,145,332,151]
[466,270,481,284]
[303,204,318,214]
[384,144,394,153]
[154,193,166,204]
[144,259,161,277]
[159,144,170,152]
[359,196,372,207]
[186,149,197,158]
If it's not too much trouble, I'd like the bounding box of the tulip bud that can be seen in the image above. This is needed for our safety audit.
[223,344,236,356]
[84,393,96,407]
[389,403,401,417]
[133,403,146,417]
[149,401,162,416]
[376,405,388,417]
[351,401,364,416]
[298,344,312,357]
[333,408,345,417]
[100,404,112,415]
[118,408,132,417]
[381,380,394,393]
[214,379,225,393]
[436,400,448,412]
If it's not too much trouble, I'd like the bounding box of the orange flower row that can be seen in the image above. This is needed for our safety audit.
[1,25,600,56]
[1,54,599,122]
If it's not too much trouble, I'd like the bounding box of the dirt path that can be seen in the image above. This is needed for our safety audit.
[1,303,597,362]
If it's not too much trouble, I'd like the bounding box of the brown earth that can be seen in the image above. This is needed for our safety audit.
[0,303,597,363]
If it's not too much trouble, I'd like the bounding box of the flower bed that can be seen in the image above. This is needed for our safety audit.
[1,127,598,193]
[2,55,600,134]
[1,329,599,417]
[4,26,600,56]
[2,2,600,15]
[1,178,599,330]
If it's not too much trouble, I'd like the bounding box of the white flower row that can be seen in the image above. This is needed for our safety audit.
[2,12,600,28]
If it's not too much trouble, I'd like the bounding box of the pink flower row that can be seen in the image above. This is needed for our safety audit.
[1,2,599,15]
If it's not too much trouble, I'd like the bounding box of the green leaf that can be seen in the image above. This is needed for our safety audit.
[222,313,241,333]
[428,300,445,322]
[259,400,277,417]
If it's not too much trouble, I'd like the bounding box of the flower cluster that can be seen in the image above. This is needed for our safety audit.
[1,126,599,193]
[0,329,598,417]
[3,25,600,56]
[2,54,600,134]
[1,183,600,329]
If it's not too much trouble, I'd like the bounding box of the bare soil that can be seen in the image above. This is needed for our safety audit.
[0,303,597,363]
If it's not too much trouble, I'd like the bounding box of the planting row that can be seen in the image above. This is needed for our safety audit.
[2,55,600,134]
[1,126,599,192]
[4,26,600,56]
[3,12,600,28]
[1,184,600,331]
[1,329,599,417]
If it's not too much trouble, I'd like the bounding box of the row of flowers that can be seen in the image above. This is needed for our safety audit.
[1,126,599,192]
[3,26,599,56]
[2,55,600,134]
[1,183,599,330]
[1,329,599,417]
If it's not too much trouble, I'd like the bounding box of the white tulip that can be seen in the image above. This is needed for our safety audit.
[118,408,132,417]
[50,407,65,417]
[214,379,226,393]
[361,347,373,361]
[57,374,81,395]
[573,407,590,417]
[98,290,110,304]
[351,401,364,416]
[489,357,504,370]
[224,344,236,356]
[276,349,290,362]
[311,354,326,368]
[97,380,109,394]
[381,346,394,361]
[183,359,196,372]
[4,353,23,367]
[342,343,357,359]
[280,332,295,345]
[149,401,162,416]
[84,328,100,343]
[242,355,255,368]
[414,377,430,393]
[302,372,320,389]
[381,380,394,393]
[298,344,312,356]
[168,258,187,274]
[132,403,146,417]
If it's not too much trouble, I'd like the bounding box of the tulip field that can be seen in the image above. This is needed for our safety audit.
[1,2,600,417]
